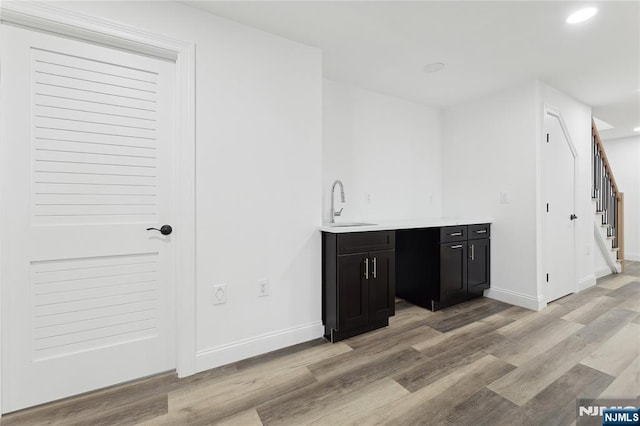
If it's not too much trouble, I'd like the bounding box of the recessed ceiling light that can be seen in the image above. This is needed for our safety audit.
[424,62,445,73]
[634,127,640,132]
[566,7,597,24]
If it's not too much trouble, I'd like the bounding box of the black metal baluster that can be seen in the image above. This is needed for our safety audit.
[613,192,617,248]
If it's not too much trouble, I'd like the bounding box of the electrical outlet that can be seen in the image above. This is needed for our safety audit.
[212,284,227,305]
[258,279,269,297]
[499,191,510,204]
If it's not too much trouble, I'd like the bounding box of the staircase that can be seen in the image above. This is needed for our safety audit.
[592,118,624,273]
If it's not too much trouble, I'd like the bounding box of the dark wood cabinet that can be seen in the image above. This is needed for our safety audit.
[397,223,491,311]
[440,241,468,305]
[322,231,395,342]
[368,249,395,321]
[468,238,490,296]
[336,253,369,331]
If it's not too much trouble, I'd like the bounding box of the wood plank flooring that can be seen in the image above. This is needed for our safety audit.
[3,262,639,425]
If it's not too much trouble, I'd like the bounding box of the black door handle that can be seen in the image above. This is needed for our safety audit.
[570,214,578,220]
[147,225,173,235]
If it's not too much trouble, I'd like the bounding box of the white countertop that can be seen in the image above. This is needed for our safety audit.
[318,218,492,233]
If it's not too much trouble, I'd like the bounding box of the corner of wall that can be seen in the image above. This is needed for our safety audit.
[534,80,545,305]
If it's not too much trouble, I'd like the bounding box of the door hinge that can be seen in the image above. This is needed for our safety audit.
[546,273,549,282]
[546,133,549,143]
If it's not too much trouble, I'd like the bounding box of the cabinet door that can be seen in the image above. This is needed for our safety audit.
[368,250,395,322]
[337,253,369,331]
[468,239,490,294]
[440,242,468,303]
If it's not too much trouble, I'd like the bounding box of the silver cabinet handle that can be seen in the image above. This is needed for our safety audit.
[372,257,377,278]
[475,229,487,234]
[470,244,475,260]
[450,232,463,236]
[364,257,369,279]
[451,244,463,249]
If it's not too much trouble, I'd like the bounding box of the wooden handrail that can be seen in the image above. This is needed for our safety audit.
[592,118,619,193]
[592,117,625,269]
[617,192,624,266]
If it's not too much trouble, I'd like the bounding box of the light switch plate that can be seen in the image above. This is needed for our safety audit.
[499,192,510,204]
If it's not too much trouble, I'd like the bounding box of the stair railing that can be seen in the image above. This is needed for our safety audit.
[592,118,624,264]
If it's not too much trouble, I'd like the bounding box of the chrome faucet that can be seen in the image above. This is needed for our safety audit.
[330,179,345,223]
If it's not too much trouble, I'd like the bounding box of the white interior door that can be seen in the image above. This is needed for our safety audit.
[543,111,577,303]
[1,24,176,412]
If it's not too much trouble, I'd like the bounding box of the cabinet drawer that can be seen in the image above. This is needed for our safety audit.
[468,223,491,240]
[337,231,395,255]
[440,226,467,243]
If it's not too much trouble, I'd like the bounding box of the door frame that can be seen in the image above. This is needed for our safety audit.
[542,105,579,303]
[0,2,196,413]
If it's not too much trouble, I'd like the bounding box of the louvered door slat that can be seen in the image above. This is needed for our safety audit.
[32,49,161,225]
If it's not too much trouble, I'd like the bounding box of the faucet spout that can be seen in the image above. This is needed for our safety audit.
[330,179,346,223]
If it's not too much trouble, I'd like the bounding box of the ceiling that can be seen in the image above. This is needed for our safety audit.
[183,1,640,140]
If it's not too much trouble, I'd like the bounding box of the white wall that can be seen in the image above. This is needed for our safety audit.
[323,79,442,223]
[538,83,594,291]
[53,1,323,371]
[603,136,640,261]
[442,81,541,310]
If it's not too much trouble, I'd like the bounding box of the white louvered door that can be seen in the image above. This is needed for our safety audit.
[1,25,176,412]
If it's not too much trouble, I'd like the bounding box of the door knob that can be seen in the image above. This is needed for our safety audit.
[147,225,173,235]
[570,214,578,220]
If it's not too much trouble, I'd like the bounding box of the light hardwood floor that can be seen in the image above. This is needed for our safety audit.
[2,262,639,425]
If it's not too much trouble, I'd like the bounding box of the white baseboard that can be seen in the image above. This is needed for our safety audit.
[624,253,640,262]
[484,287,545,311]
[578,275,597,292]
[194,321,324,373]
[595,266,614,279]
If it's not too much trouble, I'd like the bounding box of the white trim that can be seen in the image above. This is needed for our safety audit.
[534,81,544,324]
[0,2,180,60]
[595,266,614,279]
[624,253,640,262]
[195,322,324,372]
[578,274,597,291]
[484,287,546,311]
[173,41,197,379]
[542,105,580,302]
[0,2,197,412]
[545,105,579,158]
[0,25,4,412]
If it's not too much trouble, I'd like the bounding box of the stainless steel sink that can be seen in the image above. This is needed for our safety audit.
[327,222,376,227]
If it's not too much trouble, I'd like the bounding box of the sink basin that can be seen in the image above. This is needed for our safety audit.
[327,222,376,227]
